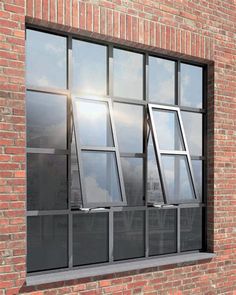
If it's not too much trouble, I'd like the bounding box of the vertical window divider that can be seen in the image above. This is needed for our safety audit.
[108,44,113,97]
[177,206,180,253]
[109,208,114,262]
[68,35,73,269]
[176,60,180,105]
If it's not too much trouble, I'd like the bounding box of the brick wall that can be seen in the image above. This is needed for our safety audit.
[0,0,236,294]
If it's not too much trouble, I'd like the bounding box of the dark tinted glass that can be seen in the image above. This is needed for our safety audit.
[162,155,195,203]
[182,112,202,156]
[27,154,67,210]
[114,211,145,260]
[121,158,144,206]
[26,91,67,149]
[82,152,122,204]
[153,110,184,151]
[73,213,109,266]
[180,63,203,108]
[74,99,114,147]
[149,209,177,256]
[71,128,82,208]
[192,160,203,201]
[72,40,107,95]
[180,207,203,251]
[114,103,143,153]
[147,135,163,203]
[27,215,68,272]
[149,57,175,104]
[26,30,67,88]
[113,49,143,100]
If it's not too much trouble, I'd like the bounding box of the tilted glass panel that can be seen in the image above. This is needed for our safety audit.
[26,29,67,88]
[72,40,107,95]
[26,91,67,149]
[180,207,203,251]
[114,211,145,261]
[74,99,114,147]
[192,160,203,201]
[81,151,122,204]
[121,157,144,206]
[181,111,202,156]
[149,209,177,256]
[113,49,143,100]
[149,57,175,104]
[147,134,164,203]
[180,63,203,108]
[161,155,195,203]
[153,110,184,151]
[27,215,68,272]
[114,103,143,153]
[71,128,82,208]
[27,154,67,210]
[73,213,109,266]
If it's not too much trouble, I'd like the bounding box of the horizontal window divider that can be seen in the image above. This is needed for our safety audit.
[27,86,69,96]
[178,203,205,208]
[160,150,188,155]
[120,153,146,158]
[26,148,69,155]
[179,106,206,113]
[71,208,110,214]
[80,146,116,152]
[112,97,147,106]
[111,206,146,212]
[26,252,215,286]
[27,210,70,216]
[191,155,205,160]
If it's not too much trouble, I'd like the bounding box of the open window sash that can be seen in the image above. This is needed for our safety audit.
[148,104,200,204]
[72,95,127,208]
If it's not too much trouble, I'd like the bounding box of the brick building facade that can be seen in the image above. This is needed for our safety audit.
[0,0,236,294]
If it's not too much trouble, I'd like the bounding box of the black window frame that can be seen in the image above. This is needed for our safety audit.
[25,26,208,278]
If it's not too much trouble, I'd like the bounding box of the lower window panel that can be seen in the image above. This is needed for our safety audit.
[149,209,177,256]
[73,212,109,266]
[114,210,145,261]
[180,207,203,251]
[27,215,68,272]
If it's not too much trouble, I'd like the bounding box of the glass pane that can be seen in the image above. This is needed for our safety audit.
[182,112,202,156]
[192,160,203,201]
[114,103,143,153]
[82,152,122,204]
[73,213,109,266]
[27,215,68,272]
[149,57,175,104]
[162,155,195,203]
[71,128,82,208]
[27,154,67,210]
[26,29,67,88]
[149,209,177,256]
[181,63,203,108]
[153,109,184,151]
[114,211,145,260]
[72,40,107,95]
[113,49,143,100]
[147,134,164,203]
[180,207,203,251]
[26,91,67,149]
[121,158,144,206]
[74,99,114,147]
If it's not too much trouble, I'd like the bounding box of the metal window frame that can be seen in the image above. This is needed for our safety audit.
[25,25,208,278]
[148,103,200,204]
[72,95,127,208]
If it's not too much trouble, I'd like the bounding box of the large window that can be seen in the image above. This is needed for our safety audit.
[26,28,206,274]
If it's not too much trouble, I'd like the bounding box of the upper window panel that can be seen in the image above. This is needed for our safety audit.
[180,63,203,108]
[73,99,114,147]
[114,103,143,153]
[152,109,184,151]
[26,91,67,149]
[72,40,107,96]
[113,49,143,100]
[149,57,175,104]
[26,30,67,89]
